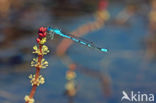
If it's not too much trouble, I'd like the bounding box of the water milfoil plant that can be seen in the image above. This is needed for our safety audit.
[24,27,49,103]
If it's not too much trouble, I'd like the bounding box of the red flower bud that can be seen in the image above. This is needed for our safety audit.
[36,38,40,43]
[39,27,44,32]
[39,27,47,32]
[43,32,47,37]
[43,28,47,32]
[39,33,44,37]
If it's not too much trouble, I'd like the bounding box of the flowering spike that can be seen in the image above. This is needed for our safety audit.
[25,27,49,103]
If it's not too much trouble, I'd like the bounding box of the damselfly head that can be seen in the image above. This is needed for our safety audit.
[49,32,55,40]
[47,27,55,40]
[47,27,62,40]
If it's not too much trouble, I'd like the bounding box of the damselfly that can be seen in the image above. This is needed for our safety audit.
[47,27,108,53]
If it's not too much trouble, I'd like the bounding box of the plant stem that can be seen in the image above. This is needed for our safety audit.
[25,45,43,103]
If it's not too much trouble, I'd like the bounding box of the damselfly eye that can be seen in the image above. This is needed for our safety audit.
[47,31,55,40]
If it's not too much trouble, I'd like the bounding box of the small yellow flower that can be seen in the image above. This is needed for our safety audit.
[66,71,76,80]
[41,59,48,69]
[39,37,47,44]
[42,45,50,55]
[65,81,75,90]
[40,77,45,84]
[65,80,76,96]
[33,45,50,55]
[33,45,38,51]
[29,74,33,79]
[32,45,40,55]
[24,95,35,103]
[31,58,48,69]
[29,74,45,86]
[31,58,38,67]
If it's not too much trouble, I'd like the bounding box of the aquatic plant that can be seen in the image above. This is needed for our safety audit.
[65,64,77,98]
[24,27,49,103]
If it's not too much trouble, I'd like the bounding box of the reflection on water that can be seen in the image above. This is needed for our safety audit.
[0,0,156,103]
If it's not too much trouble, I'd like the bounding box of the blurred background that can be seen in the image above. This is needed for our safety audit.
[0,0,156,103]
